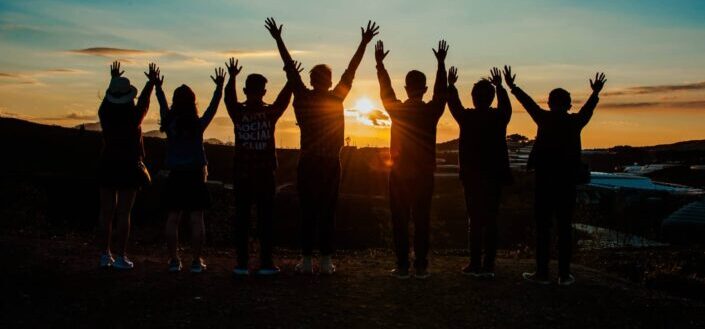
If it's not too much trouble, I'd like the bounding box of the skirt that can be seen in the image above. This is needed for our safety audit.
[162,167,211,211]
[98,161,150,189]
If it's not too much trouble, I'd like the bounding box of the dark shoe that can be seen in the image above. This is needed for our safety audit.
[461,263,482,278]
[522,272,550,285]
[190,258,207,273]
[390,268,410,280]
[414,268,431,280]
[558,274,576,286]
[232,266,250,276]
[257,266,281,276]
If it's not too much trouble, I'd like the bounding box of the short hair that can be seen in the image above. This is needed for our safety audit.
[548,88,571,109]
[310,64,332,78]
[471,79,495,107]
[245,74,268,90]
[405,70,426,89]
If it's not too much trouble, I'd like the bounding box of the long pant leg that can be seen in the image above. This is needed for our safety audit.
[318,159,340,256]
[298,160,316,256]
[534,173,553,277]
[234,177,253,267]
[412,173,434,270]
[389,170,410,269]
[483,181,502,270]
[556,183,577,277]
[255,170,276,267]
[463,181,484,270]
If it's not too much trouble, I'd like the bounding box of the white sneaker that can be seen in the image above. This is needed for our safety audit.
[113,255,134,270]
[320,256,336,275]
[295,256,313,274]
[99,253,114,268]
[558,274,576,286]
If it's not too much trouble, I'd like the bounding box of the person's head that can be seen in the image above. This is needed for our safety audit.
[548,88,572,112]
[310,64,332,91]
[105,77,137,105]
[244,74,268,101]
[163,84,199,134]
[404,70,427,100]
[471,79,495,109]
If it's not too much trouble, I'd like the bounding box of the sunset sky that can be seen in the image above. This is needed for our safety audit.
[1,0,705,148]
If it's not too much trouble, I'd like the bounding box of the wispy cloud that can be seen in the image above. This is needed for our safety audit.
[604,81,705,96]
[220,49,309,58]
[601,99,705,110]
[68,47,162,57]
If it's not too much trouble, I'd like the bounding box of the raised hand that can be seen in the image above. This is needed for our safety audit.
[489,67,502,87]
[110,61,124,78]
[291,60,304,73]
[590,72,607,94]
[432,40,449,62]
[144,63,163,86]
[503,65,516,89]
[225,58,242,77]
[211,67,226,86]
[361,20,380,44]
[375,40,389,64]
[265,17,283,40]
[448,66,458,86]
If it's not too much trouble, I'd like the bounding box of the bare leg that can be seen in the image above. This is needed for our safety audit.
[114,189,137,256]
[166,211,181,260]
[189,210,205,261]
[98,188,117,254]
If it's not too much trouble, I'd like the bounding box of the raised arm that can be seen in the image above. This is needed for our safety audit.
[504,65,544,124]
[224,57,242,121]
[430,40,449,118]
[145,64,168,126]
[200,67,225,130]
[446,66,464,123]
[374,40,400,110]
[265,17,306,95]
[136,62,157,123]
[489,67,511,124]
[333,20,380,99]
[576,72,606,128]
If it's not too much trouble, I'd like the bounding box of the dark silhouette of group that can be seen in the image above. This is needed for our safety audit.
[96,18,607,286]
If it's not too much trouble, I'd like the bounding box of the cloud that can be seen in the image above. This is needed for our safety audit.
[604,81,705,96]
[344,108,391,127]
[69,47,161,57]
[601,99,705,110]
[220,49,309,58]
[0,72,22,78]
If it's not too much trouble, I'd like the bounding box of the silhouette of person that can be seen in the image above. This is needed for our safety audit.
[447,67,512,279]
[504,66,606,286]
[375,39,448,279]
[157,66,225,273]
[224,57,296,276]
[97,61,157,270]
[265,17,379,275]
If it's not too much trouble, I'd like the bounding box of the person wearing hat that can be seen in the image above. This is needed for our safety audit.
[97,61,159,270]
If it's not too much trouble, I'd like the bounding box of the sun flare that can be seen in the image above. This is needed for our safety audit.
[354,97,376,114]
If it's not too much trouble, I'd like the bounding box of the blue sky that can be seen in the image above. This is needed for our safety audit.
[1,0,705,147]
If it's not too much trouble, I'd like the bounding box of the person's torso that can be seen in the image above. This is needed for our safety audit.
[530,112,583,171]
[293,89,345,158]
[233,103,278,168]
[164,120,206,170]
[99,103,144,163]
[389,100,440,172]
[458,109,509,177]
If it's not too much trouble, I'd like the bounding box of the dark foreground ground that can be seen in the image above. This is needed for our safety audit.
[1,236,704,329]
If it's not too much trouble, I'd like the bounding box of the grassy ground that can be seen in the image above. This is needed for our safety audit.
[1,235,704,329]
